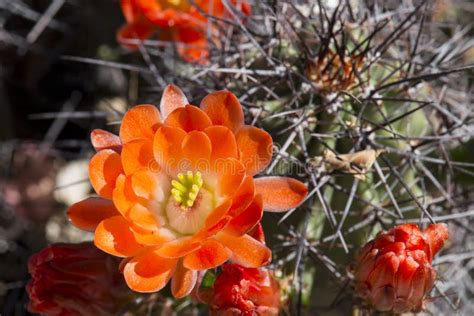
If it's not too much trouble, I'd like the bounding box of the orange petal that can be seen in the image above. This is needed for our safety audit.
[132,227,175,246]
[153,126,186,175]
[368,254,399,312]
[119,105,161,143]
[94,216,143,257]
[130,170,170,202]
[173,28,209,64]
[355,249,377,282]
[236,126,273,175]
[130,169,156,200]
[204,199,232,229]
[90,129,122,152]
[214,158,246,197]
[225,195,263,237]
[113,174,139,215]
[119,257,132,273]
[395,256,419,299]
[176,44,209,65]
[183,239,232,270]
[367,253,399,289]
[171,262,198,298]
[156,237,201,258]
[238,1,252,15]
[115,173,165,231]
[204,126,238,161]
[67,197,120,231]
[137,0,163,17]
[127,203,160,231]
[123,249,177,293]
[255,177,308,212]
[160,84,188,119]
[116,21,155,50]
[181,131,212,171]
[121,139,155,175]
[137,0,190,27]
[120,0,135,23]
[200,90,244,132]
[248,223,266,243]
[194,215,232,242]
[217,233,271,268]
[407,265,431,309]
[89,149,124,198]
[228,175,255,217]
[423,223,449,257]
[164,105,211,132]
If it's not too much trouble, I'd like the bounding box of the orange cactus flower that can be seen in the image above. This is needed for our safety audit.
[353,223,449,313]
[117,0,251,63]
[199,264,281,316]
[68,85,308,298]
[27,242,130,316]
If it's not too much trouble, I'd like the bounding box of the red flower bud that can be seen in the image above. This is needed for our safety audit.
[354,224,449,313]
[27,242,130,316]
[199,264,281,316]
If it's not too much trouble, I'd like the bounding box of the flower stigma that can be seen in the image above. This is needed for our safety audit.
[171,171,203,210]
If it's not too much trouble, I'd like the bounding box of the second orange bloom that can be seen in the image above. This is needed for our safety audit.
[117,0,251,63]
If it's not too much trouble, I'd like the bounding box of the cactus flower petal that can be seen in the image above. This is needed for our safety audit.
[200,90,245,132]
[171,262,198,298]
[160,84,188,119]
[236,126,273,175]
[91,129,122,152]
[164,104,212,132]
[119,104,162,143]
[95,216,144,257]
[123,249,177,293]
[67,197,120,231]
[89,149,124,198]
[217,233,271,268]
[183,239,232,270]
[255,176,308,212]
[224,195,264,236]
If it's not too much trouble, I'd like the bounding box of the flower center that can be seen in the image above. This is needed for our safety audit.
[171,171,203,210]
[158,0,189,10]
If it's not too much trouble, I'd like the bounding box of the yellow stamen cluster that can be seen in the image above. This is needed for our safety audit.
[171,171,203,210]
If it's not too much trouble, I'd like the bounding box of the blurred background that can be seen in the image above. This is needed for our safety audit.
[0,0,473,315]
[0,1,128,314]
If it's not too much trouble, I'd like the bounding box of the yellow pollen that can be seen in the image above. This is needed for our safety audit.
[171,171,203,210]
